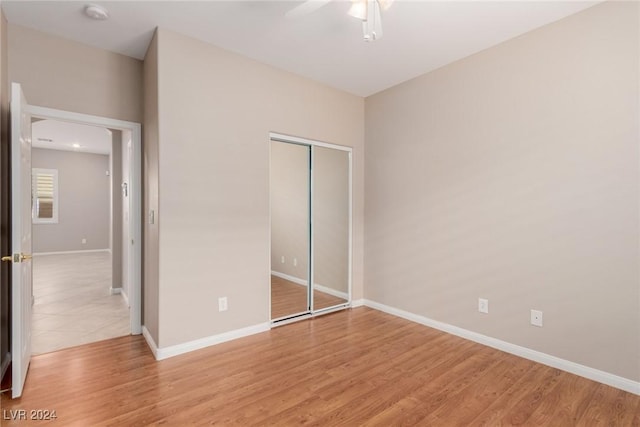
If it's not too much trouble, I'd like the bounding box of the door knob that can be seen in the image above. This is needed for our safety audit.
[1,254,31,263]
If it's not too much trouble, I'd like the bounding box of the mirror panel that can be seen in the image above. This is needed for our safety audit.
[270,141,310,320]
[312,146,350,311]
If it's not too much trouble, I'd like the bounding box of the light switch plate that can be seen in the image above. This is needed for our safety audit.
[478,298,489,314]
[218,297,228,312]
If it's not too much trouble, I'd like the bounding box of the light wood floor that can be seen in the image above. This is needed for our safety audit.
[2,308,638,425]
[271,275,346,319]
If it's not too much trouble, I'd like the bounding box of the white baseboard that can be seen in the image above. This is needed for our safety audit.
[351,298,365,308]
[313,283,349,300]
[142,326,158,359]
[150,322,270,361]
[271,270,307,286]
[34,249,110,256]
[110,287,129,307]
[363,299,640,395]
[121,289,130,307]
[271,271,349,300]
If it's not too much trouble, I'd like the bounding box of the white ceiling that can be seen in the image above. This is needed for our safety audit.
[32,120,112,155]
[3,1,600,97]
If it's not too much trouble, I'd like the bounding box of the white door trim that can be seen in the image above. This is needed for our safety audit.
[270,132,353,152]
[27,105,143,335]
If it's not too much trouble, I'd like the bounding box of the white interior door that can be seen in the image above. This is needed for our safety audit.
[9,82,33,398]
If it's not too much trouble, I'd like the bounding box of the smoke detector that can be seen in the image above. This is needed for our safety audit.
[84,4,109,21]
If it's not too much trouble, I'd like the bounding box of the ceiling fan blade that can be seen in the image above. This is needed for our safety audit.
[285,0,332,18]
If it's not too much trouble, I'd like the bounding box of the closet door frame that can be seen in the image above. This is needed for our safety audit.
[269,132,353,325]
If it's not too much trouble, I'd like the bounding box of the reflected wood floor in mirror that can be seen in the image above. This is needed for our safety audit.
[3,308,638,425]
[271,275,346,319]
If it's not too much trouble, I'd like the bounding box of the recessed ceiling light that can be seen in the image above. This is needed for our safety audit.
[72,143,81,148]
[84,4,109,21]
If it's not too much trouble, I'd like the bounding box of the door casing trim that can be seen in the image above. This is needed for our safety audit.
[27,105,143,335]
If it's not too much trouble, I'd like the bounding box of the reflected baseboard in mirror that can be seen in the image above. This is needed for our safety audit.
[270,275,346,320]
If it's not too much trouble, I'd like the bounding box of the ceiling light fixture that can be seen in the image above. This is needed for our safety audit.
[286,0,393,42]
[348,0,393,42]
[72,143,81,149]
[84,4,109,21]
[348,0,367,20]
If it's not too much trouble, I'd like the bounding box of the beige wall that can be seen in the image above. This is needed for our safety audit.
[154,28,364,347]
[143,31,160,344]
[365,1,639,382]
[270,141,309,281]
[32,148,111,253]
[8,24,143,123]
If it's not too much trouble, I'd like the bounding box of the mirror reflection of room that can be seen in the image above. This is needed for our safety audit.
[270,141,310,320]
[270,139,351,321]
[312,146,349,310]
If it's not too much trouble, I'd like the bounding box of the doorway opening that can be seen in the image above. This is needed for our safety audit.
[6,84,142,397]
[28,105,142,351]
[30,119,132,354]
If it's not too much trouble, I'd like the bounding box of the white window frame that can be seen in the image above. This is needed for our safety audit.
[32,167,59,224]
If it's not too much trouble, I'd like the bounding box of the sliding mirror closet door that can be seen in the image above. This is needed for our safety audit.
[270,141,311,320]
[312,146,350,311]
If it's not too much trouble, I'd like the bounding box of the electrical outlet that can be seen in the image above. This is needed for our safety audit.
[293,258,297,267]
[531,309,543,327]
[81,238,87,244]
[281,256,285,264]
[478,298,489,314]
[218,297,228,312]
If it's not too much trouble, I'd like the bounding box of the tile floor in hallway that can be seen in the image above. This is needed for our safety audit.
[32,251,130,355]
